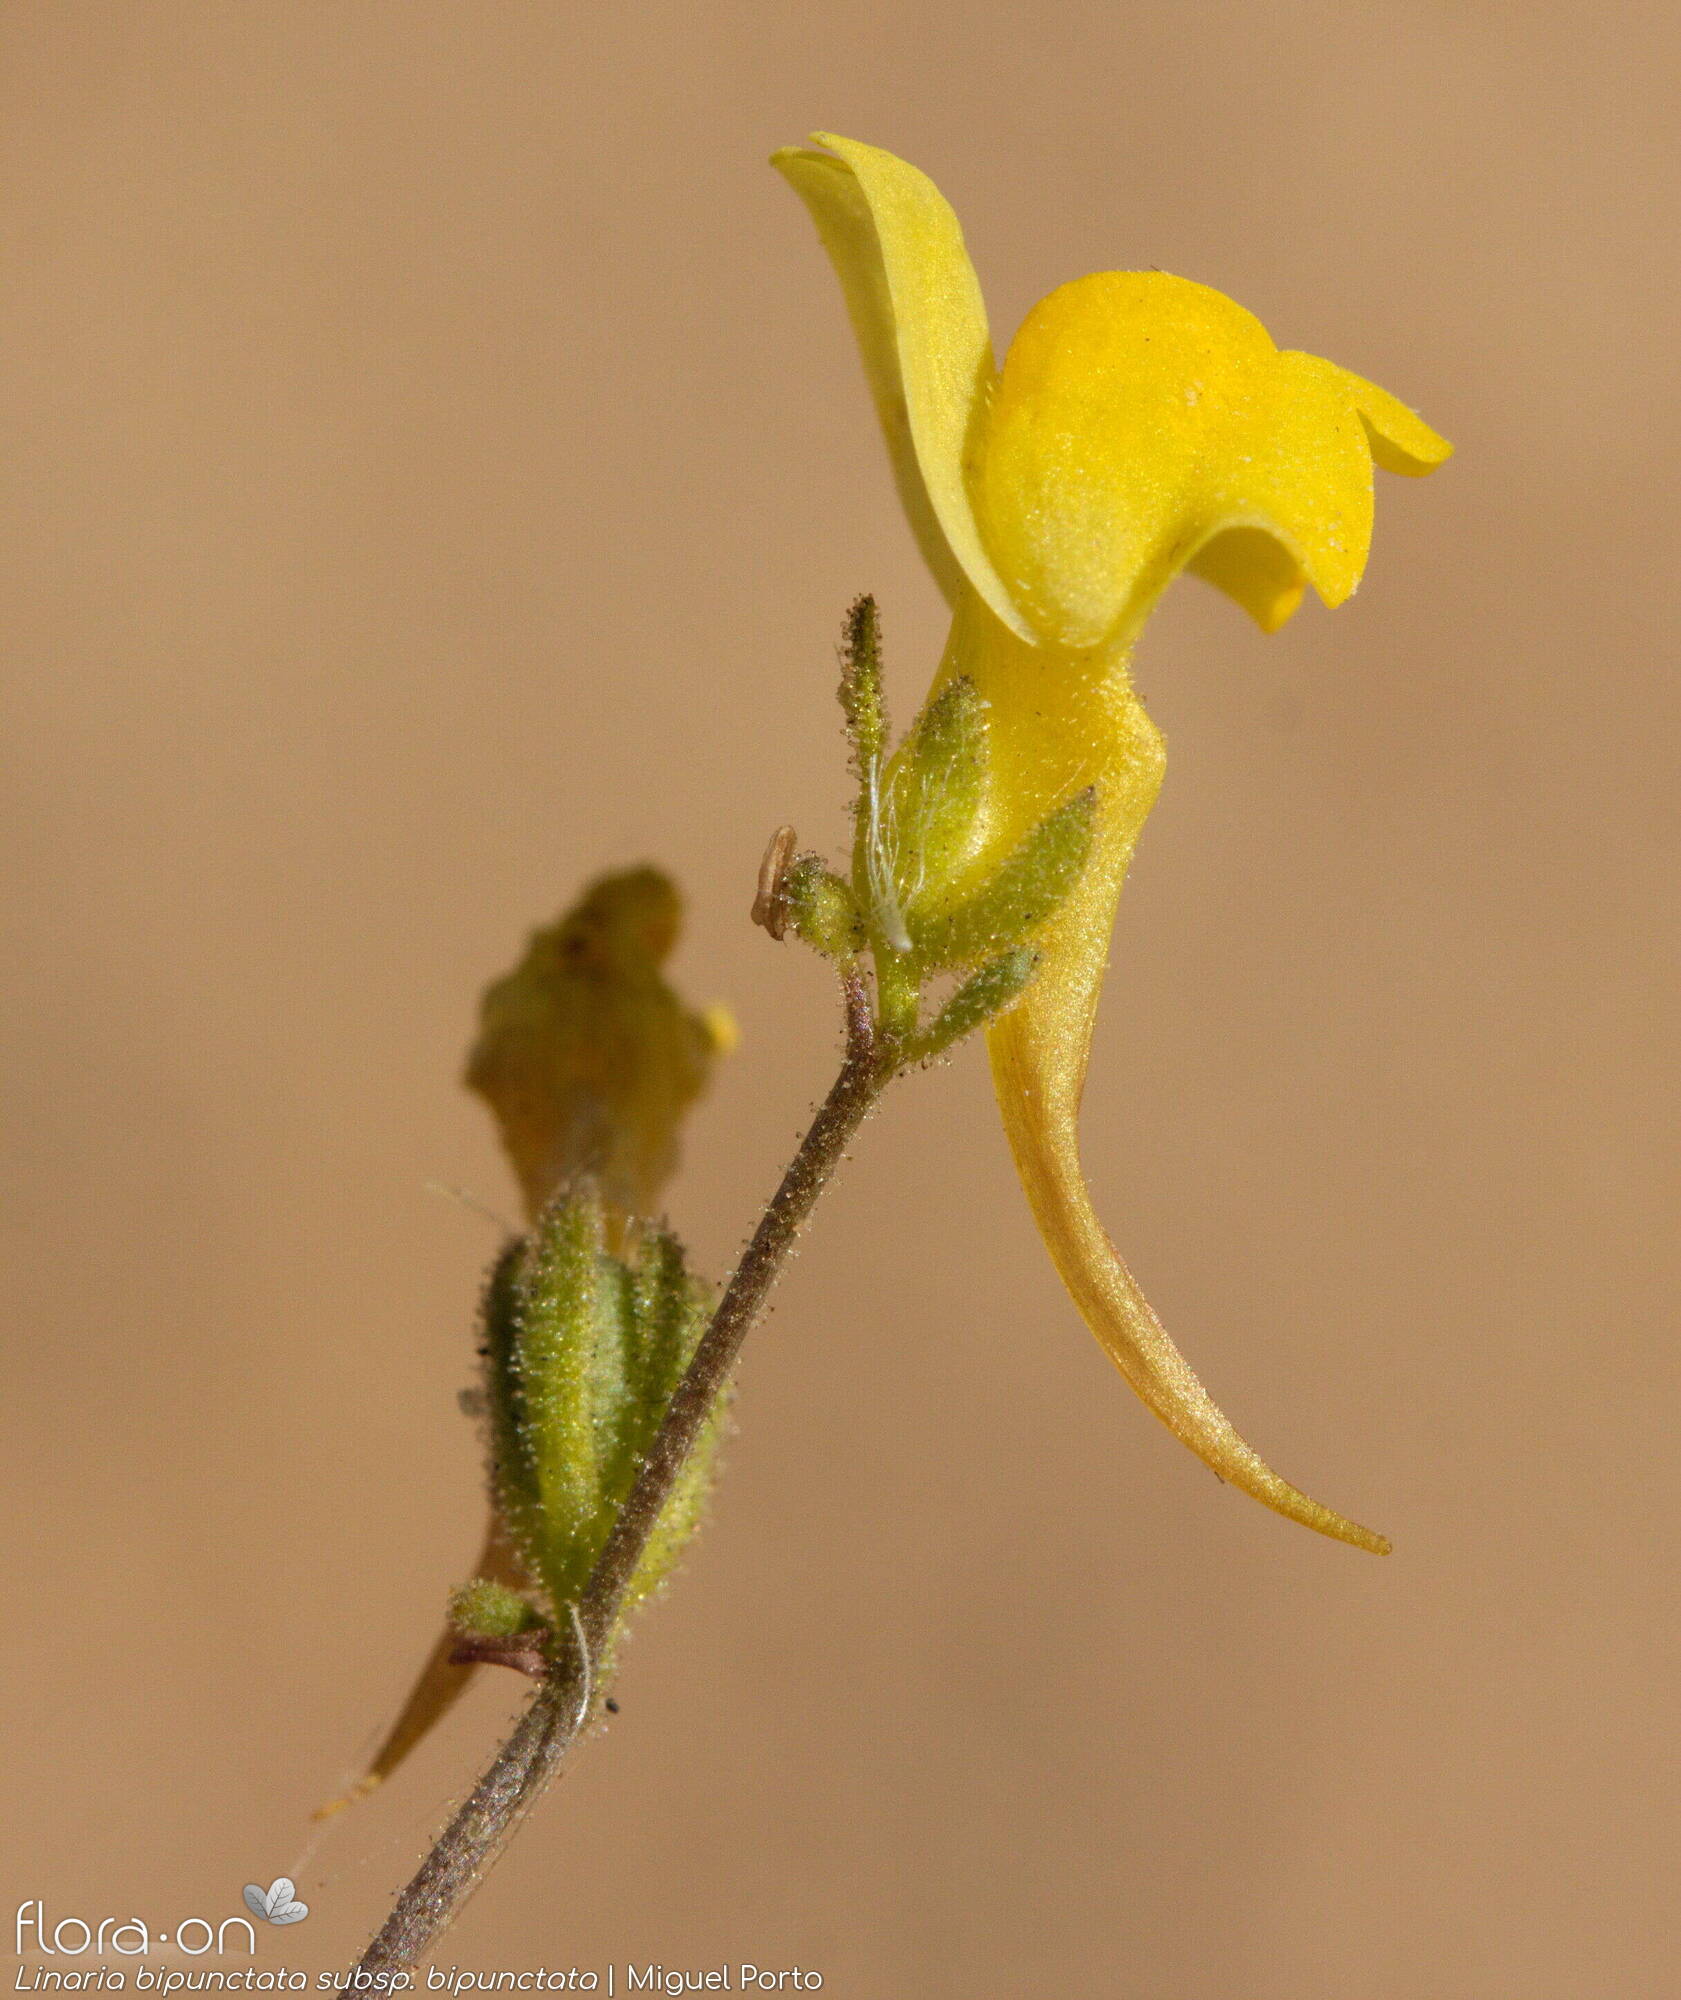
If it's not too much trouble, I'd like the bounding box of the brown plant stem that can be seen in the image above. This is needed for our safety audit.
[350,970,889,1976]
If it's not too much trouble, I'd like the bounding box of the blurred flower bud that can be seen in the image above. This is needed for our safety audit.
[466,866,729,1223]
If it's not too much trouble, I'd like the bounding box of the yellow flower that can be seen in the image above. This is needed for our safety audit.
[775,133,1451,1553]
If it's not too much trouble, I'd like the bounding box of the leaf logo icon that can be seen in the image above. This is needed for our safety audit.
[241,1878,310,1926]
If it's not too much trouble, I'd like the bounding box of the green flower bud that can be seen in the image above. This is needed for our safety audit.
[785,853,864,957]
[480,1188,725,1621]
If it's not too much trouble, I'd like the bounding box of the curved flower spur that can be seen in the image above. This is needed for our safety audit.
[774,133,1451,1553]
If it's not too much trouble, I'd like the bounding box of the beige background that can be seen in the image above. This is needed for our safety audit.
[4,4,1677,1995]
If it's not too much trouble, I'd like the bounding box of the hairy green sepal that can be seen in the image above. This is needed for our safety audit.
[480,1188,724,1619]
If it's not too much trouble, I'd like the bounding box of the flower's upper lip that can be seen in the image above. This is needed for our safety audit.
[773,132,1032,639]
[777,131,1450,656]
